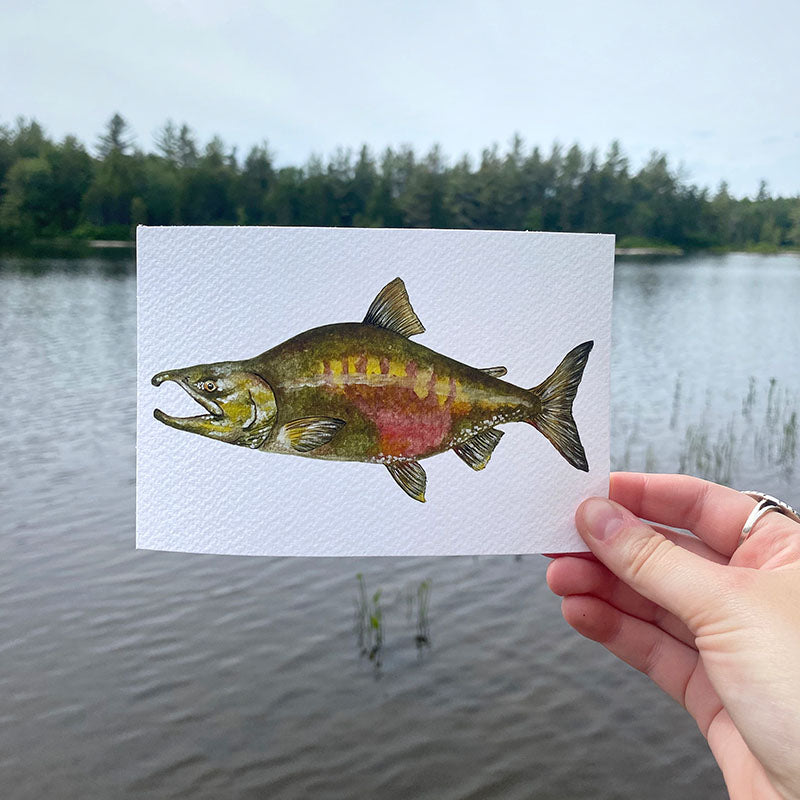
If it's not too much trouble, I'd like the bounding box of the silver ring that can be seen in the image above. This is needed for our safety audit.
[738,491,800,547]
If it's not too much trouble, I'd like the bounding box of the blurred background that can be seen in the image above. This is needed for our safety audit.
[1,1,798,798]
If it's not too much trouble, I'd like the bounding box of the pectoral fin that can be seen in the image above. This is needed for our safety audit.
[238,424,273,450]
[479,366,507,377]
[363,277,425,338]
[281,417,345,452]
[453,427,504,470]
[386,460,426,502]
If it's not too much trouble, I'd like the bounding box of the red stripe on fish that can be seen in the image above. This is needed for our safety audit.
[374,403,452,457]
[339,381,455,458]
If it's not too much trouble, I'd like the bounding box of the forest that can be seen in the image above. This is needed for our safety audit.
[1,113,798,251]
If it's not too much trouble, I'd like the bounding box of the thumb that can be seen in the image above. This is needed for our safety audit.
[575,496,725,629]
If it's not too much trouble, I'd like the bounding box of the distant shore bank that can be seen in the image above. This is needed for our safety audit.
[2,239,798,260]
[84,241,684,256]
[614,246,684,256]
[88,239,135,249]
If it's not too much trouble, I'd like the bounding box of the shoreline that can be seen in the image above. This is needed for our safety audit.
[614,246,684,256]
[2,239,798,259]
[88,239,135,249]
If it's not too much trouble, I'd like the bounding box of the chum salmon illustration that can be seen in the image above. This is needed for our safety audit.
[152,278,593,502]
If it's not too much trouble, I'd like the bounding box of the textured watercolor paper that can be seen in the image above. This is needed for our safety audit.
[137,227,613,556]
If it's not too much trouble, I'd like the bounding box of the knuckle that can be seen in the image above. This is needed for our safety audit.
[625,533,676,584]
[684,479,713,532]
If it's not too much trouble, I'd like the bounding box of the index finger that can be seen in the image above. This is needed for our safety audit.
[610,472,756,556]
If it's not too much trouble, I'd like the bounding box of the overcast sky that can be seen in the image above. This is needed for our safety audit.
[3,0,799,197]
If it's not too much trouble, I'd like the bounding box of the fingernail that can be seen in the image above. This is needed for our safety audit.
[578,497,625,542]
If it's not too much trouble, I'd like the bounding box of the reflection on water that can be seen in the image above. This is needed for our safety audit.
[0,249,135,277]
[355,574,385,668]
[411,579,432,652]
[354,576,433,672]
[2,252,799,799]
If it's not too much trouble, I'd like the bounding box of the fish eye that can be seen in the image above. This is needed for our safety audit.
[199,380,218,392]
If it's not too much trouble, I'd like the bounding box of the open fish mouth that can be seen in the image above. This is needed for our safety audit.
[152,371,223,425]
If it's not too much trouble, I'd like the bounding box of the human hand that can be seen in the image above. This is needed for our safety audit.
[547,473,800,800]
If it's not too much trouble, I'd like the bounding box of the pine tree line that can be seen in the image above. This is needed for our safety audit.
[1,113,798,250]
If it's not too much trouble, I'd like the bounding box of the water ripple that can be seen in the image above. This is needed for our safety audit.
[4,254,796,798]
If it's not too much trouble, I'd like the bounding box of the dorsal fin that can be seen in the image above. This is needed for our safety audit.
[480,366,507,378]
[363,278,425,338]
[453,428,504,471]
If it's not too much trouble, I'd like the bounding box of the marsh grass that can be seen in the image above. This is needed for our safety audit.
[679,420,738,485]
[615,377,798,488]
[681,378,797,485]
[407,579,432,651]
[354,573,384,668]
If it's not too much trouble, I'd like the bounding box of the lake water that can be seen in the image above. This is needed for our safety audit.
[1,252,798,799]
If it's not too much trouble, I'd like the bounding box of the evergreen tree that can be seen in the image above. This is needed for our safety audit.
[47,135,93,233]
[236,143,272,224]
[0,157,55,240]
[365,148,405,228]
[179,136,237,224]
[96,113,134,157]
[154,120,181,164]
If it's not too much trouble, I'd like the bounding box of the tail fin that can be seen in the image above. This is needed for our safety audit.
[527,341,594,472]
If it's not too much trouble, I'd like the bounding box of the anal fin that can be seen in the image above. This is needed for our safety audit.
[480,366,507,378]
[281,416,345,452]
[453,427,504,471]
[386,460,426,502]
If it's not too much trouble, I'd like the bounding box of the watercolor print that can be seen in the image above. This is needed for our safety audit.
[151,278,593,502]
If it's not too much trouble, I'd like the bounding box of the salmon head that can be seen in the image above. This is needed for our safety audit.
[151,361,277,449]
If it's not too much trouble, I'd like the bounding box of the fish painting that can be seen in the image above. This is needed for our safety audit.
[152,278,593,502]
